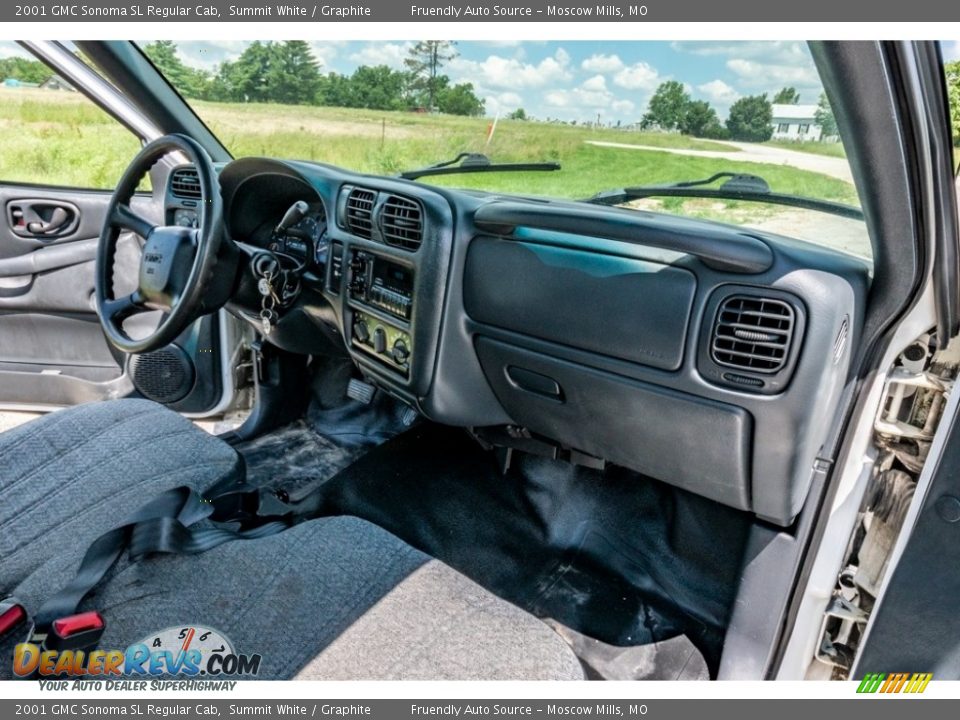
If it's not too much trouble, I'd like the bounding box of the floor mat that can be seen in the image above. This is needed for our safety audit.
[546,620,709,680]
[236,392,415,498]
[314,423,754,676]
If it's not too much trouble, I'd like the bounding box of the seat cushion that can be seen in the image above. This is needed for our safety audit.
[297,559,586,680]
[1,401,582,680]
[0,399,242,588]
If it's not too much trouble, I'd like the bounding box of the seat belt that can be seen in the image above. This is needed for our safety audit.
[14,483,291,670]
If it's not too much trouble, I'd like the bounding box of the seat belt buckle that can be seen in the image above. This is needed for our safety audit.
[209,488,260,523]
[0,598,28,639]
[35,611,106,653]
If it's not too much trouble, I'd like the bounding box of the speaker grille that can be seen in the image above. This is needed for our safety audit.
[129,345,195,404]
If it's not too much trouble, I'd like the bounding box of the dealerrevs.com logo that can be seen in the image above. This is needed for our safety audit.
[856,673,933,694]
[13,625,261,680]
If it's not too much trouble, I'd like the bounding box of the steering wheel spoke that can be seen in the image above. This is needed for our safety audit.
[96,133,226,355]
[102,291,146,322]
[112,203,157,240]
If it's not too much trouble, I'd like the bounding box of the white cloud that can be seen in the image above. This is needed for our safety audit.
[176,41,250,70]
[697,79,740,105]
[543,74,635,120]
[484,91,524,115]
[674,41,823,103]
[726,57,819,89]
[307,43,343,70]
[612,62,660,90]
[581,53,624,74]
[175,41,341,71]
[348,42,409,69]
[448,47,572,91]
[0,42,32,60]
[545,87,608,109]
[672,41,809,65]
[582,74,607,92]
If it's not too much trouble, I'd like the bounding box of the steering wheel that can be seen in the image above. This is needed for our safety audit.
[96,134,224,354]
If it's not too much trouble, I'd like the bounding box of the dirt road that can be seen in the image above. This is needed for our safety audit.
[585,139,853,184]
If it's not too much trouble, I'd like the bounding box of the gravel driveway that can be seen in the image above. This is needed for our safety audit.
[585,139,853,184]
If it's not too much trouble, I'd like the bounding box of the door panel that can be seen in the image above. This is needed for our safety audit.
[0,184,151,407]
[851,387,960,678]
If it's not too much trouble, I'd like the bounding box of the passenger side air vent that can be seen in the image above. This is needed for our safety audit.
[711,295,795,373]
[170,167,201,200]
[345,187,377,239]
[380,195,424,251]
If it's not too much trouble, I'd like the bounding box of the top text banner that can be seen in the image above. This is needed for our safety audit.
[5,0,960,21]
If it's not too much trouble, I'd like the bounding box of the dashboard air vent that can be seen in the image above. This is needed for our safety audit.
[380,195,424,251]
[711,295,795,373]
[170,167,201,200]
[345,187,377,239]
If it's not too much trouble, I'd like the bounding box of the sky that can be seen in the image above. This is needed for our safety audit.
[3,40,960,124]
[172,39,828,122]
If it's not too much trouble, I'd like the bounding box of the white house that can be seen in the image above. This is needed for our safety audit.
[770,103,823,142]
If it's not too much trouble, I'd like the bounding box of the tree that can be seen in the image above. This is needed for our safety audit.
[773,87,800,105]
[264,41,321,105]
[947,61,960,146]
[726,94,774,142]
[814,92,838,138]
[142,41,210,98]
[436,81,485,116]
[213,41,273,102]
[404,41,458,110]
[679,99,719,137]
[342,65,409,110]
[208,41,320,105]
[143,41,186,85]
[0,56,53,84]
[508,108,527,121]
[641,80,690,131]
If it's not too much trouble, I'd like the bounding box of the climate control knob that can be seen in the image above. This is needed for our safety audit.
[373,328,387,354]
[391,339,410,364]
[353,321,370,344]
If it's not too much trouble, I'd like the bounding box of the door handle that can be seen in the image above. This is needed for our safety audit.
[26,206,71,235]
[6,200,79,239]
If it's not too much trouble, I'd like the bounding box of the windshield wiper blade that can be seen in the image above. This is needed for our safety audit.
[399,152,560,181]
[587,171,864,222]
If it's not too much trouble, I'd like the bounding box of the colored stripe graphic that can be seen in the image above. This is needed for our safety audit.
[856,672,931,693]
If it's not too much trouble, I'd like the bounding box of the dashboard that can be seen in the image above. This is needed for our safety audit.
[177,157,871,526]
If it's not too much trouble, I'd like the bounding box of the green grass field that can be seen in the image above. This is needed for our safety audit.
[763,139,848,158]
[0,87,858,213]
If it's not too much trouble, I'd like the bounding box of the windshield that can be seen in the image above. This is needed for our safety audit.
[138,40,868,256]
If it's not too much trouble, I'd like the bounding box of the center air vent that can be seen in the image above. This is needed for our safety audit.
[711,295,795,373]
[380,195,424,251]
[170,167,201,200]
[344,187,377,239]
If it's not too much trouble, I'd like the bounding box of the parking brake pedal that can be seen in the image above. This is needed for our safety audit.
[347,378,377,405]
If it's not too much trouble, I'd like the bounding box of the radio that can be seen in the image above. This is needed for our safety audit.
[347,250,414,321]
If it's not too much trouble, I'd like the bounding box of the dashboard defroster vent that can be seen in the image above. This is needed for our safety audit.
[380,195,424,251]
[345,187,377,239]
[711,295,795,373]
[170,167,201,200]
